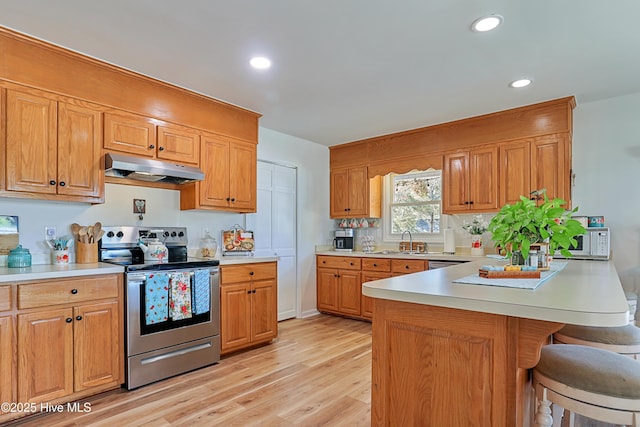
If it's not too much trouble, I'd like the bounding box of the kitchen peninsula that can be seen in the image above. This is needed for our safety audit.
[362,259,629,427]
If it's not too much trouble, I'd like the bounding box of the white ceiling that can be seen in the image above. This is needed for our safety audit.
[1,0,639,147]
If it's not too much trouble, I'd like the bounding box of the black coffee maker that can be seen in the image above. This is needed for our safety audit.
[334,229,354,252]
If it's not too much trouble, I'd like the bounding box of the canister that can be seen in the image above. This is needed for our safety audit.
[7,245,32,268]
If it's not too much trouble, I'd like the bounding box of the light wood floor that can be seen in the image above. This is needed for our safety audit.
[10,314,373,427]
[7,314,620,427]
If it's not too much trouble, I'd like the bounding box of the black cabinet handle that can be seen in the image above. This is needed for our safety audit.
[249,271,254,276]
[350,262,354,266]
[231,198,236,202]
[373,263,378,267]
[464,201,469,205]
[66,318,73,323]
[71,289,78,294]
[247,290,252,294]
[49,180,56,185]
[405,265,410,269]
[158,146,164,151]
[469,201,474,204]
[149,144,155,149]
[226,197,231,202]
[75,316,82,321]
[252,289,256,294]
[59,181,66,187]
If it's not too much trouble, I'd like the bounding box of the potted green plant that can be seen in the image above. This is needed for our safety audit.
[488,189,586,263]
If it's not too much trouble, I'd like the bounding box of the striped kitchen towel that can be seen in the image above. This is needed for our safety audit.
[169,271,192,320]
[145,273,169,325]
[192,269,210,315]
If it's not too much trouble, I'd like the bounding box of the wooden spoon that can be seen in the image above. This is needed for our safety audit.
[93,222,102,241]
[70,223,81,241]
[87,225,94,243]
[79,227,88,243]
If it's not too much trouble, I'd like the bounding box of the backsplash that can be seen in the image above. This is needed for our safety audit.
[0,183,245,265]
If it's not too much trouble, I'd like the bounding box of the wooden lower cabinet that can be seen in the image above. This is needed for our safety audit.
[220,262,278,355]
[361,271,391,319]
[1,274,123,423]
[0,315,13,409]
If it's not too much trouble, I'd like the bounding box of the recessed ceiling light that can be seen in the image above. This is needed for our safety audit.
[471,14,503,32]
[250,56,271,70]
[509,79,532,88]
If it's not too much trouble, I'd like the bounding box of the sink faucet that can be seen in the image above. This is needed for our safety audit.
[401,230,413,254]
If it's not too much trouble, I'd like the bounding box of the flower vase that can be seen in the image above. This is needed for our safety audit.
[470,237,484,256]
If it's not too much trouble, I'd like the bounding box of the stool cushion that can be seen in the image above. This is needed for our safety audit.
[536,344,640,399]
[556,324,640,345]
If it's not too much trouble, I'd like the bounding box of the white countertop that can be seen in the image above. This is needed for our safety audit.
[219,256,279,265]
[362,259,629,327]
[315,250,477,262]
[0,263,124,283]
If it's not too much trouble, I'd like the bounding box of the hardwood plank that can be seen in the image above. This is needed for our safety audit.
[8,315,373,427]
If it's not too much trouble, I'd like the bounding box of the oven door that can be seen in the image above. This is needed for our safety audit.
[126,267,220,357]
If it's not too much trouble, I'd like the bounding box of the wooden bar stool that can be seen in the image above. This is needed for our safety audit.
[533,344,640,427]
[553,324,640,359]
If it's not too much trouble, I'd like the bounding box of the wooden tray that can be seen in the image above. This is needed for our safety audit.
[479,269,541,279]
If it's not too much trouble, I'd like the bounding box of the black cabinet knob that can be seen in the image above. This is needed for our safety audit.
[247,290,252,294]
[75,316,82,321]
[252,289,256,294]
[405,265,410,269]
[158,146,164,151]
[149,144,155,149]
[226,197,231,202]
[231,198,236,202]
[66,318,73,323]
[59,181,66,187]
[373,263,378,267]
[49,180,56,185]
[71,289,78,294]
[469,201,474,205]
[249,271,254,276]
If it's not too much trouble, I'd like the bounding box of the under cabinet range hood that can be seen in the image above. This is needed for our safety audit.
[105,153,205,184]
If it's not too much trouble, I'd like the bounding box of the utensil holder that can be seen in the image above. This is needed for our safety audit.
[76,242,98,264]
[53,249,70,265]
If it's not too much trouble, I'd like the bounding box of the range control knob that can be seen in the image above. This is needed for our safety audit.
[171,231,177,237]
[116,231,124,238]
[178,231,185,237]
[106,231,115,238]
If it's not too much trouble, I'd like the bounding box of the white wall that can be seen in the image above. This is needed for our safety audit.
[572,92,640,295]
[256,127,331,317]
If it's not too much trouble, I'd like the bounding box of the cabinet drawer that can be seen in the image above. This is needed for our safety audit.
[317,256,361,270]
[18,275,119,309]
[361,258,391,272]
[391,259,427,274]
[0,286,11,311]
[221,262,277,284]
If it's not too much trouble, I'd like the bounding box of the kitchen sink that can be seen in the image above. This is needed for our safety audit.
[372,250,442,256]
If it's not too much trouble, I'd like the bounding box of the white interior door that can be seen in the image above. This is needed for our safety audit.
[246,161,297,320]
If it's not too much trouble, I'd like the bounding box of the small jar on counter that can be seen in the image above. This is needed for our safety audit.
[7,245,32,268]
[529,250,538,269]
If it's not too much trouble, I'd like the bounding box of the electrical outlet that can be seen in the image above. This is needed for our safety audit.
[45,226,57,240]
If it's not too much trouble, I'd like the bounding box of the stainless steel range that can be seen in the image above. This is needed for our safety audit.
[100,226,220,390]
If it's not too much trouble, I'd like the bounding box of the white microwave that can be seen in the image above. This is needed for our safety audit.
[558,227,610,260]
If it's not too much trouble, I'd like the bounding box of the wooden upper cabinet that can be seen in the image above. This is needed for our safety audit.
[499,139,532,206]
[498,134,571,208]
[104,112,200,166]
[58,102,103,198]
[531,134,570,205]
[6,90,58,194]
[156,125,200,165]
[443,146,498,213]
[180,132,256,212]
[4,89,104,202]
[330,166,381,218]
[104,112,156,158]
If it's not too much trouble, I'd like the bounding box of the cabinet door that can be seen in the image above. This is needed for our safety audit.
[251,279,277,343]
[198,133,231,208]
[361,272,392,319]
[499,140,531,206]
[6,90,57,194]
[229,140,257,212]
[330,168,350,217]
[469,146,498,211]
[338,270,361,316]
[443,151,469,212]
[0,316,13,408]
[104,113,156,158]
[531,134,569,203]
[157,125,200,165]
[220,283,252,352]
[346,166,369,217]
[317,268,339,312]
[57,102,103,198]
[74,301,120,392]
[18,308,74,403]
